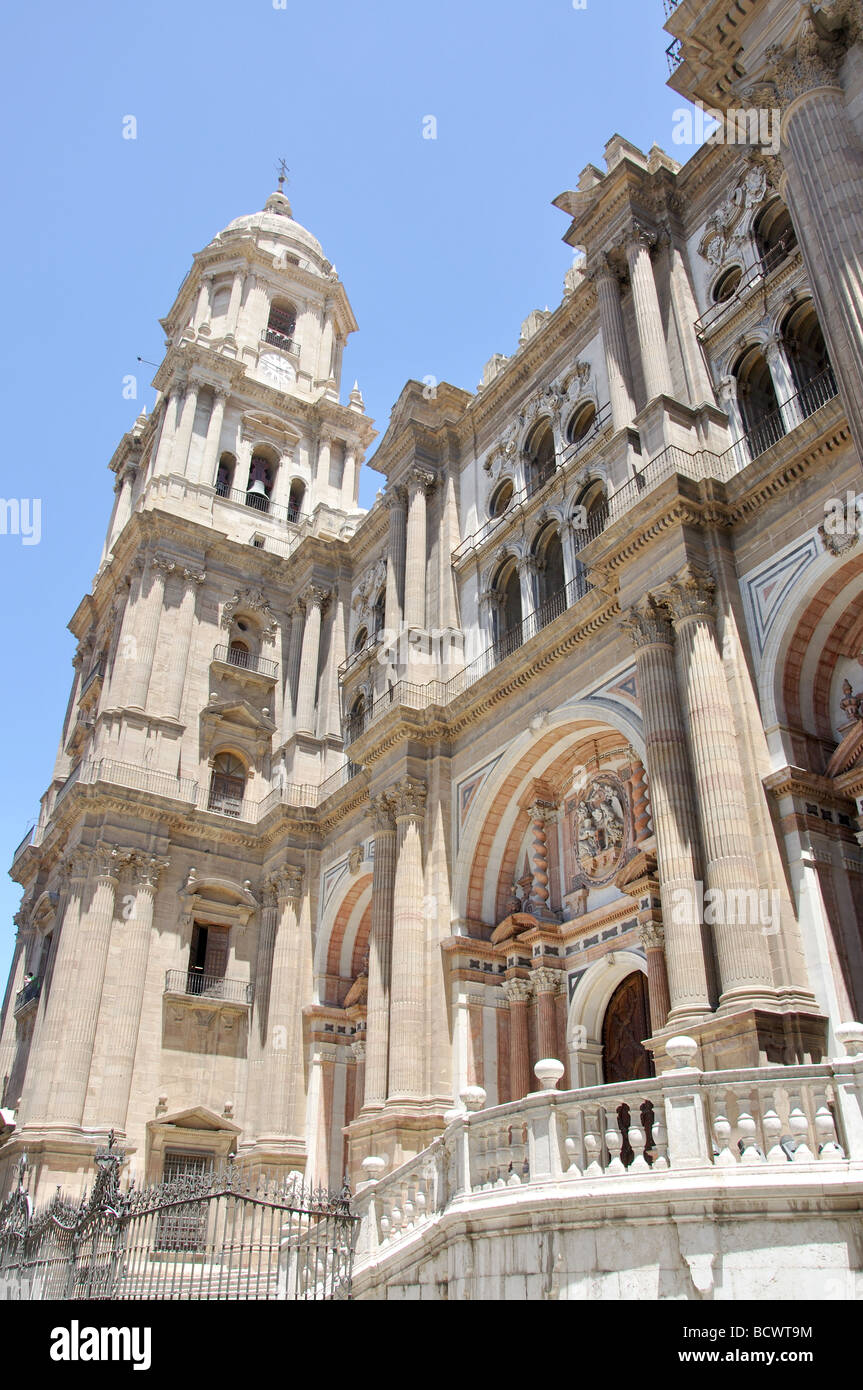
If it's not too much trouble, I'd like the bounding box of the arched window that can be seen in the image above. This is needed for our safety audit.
[566,401,598,450]
[246,448,277,513]
[354,625,369,653]
[228,638,251,669]
[534,524,567,625]
[713,265,742,304]
[266,299,297,350]
[287,479,306,522]
[347,694,366,742]
[733,346,783,458]
[753,199,797,269]
[489,479,514,519]
[215,452,236,498]
[492,557,523,662]
[208,752,246,817]
[525,420,556,496]
[571,481,608,596]
[781,301,835,413]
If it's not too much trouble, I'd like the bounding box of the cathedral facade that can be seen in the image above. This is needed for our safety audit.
[3,0,863,1298]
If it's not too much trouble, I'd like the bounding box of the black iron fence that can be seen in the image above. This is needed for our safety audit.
[0,1144,357,1301]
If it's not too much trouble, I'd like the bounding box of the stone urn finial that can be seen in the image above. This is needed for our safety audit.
[534,1058,566,1091]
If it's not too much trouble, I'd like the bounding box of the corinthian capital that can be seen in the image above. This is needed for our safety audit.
[759,12,853,108]
[268,865,304,902]
[502,978,533,1005]
[659,564,716,624]
[300,583,331,613]
[407,467,436,498]
[369,792,396,833]
[622,598,674,651]
[532,966,562,995]
[388,777,427,821]
[639,922,665,952]
[130,854,169,892]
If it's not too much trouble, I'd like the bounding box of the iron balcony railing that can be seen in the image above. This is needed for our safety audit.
[12,825,36,861]
[663,0,681,14]
[79,659,106,699]
[14,977,41,1015]
[666,36,683,72]
[716,366,839,474]
[214,484,303,526]
[164,970,253,1006]
[212,645,279,680]
[453,402,612,561]
[338,632,384,680]
[261,328,299,355]
[695,234,799,337]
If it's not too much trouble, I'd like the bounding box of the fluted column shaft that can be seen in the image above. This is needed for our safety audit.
[257,868,305,1139]
[172,383,200,478]
[160,568,203,721]
[593,263,636,430]
[387,779,427,1100]
[533,970,561,1061]
[776,64,863,462]
[384,489,407,633]
[404,472,433,630]
[640,923,671,1033]
[668,239,715,405]
[504,981,532,1101]
[284,603,304,737]
[351,1041,366,1116]
[106,466,137,556]
[48,847,120,1126]
[626,228,674,402]
[343,446,358,506]
[364,799,397,1106]
[199,389,228,487]
[626,606,712,1022]
[92,856,164,1132]
[667,570,774,1002]
[323,587,348,741]
[225,266,246,339]
[150,386,184,479]
[295,585,329,735]
[125,555,168,711]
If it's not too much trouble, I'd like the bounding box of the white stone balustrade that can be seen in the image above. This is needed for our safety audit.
[352,1039,863,1268]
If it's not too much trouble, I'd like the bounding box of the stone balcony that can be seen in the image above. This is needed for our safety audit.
[350,1030,863,1301]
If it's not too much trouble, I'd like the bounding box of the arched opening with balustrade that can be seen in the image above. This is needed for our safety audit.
[490,555,523,661]
[733,345,781,457]
[532,522,567,624]
[524,419,556,496]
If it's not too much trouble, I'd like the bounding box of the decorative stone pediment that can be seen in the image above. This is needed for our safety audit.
[490,911,542,946]
[697,158,771,267]
[221,587,279,639]
[352,557,387,615]
[201,697,277,757]
[29,890,59,933]
[151,1105,241,1134]
[179,871,257,931]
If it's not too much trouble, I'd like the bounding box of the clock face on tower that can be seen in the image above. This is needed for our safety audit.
[259,351,296,390]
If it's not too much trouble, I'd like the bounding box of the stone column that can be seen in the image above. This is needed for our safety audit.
[666,234,716,406]
[364,795,397,1107]
[172,381,201,479]
[150,384,185,478]
[199,387,228,487]
[387,778,428,1101]
[384,488,407,634]
[283,601,304,737]
[532,967,562,1061]
[193,275,212,332]
[343,445,358,506]
[717,375,748,472]
[503,979,533,1101]
[48,844,121,1126]
[479,589,504,649]
[124,553,170,711]
[764,335,804,431]
[526,799,557,919]
[316,432,332,491]
[591,259,636,431]
[662,565,775,1006]
[640,922,671,1034]
[18,863,81,1127]
[351,1039,366,1116]
[256,867,306,1141]
[624,601,713,1023]
[160,567,205,721]
[517,555,539,629]
[404,469,434,631]
[106,464,137,556]
[225,264,247,341]
[439,468,461,634]
[294,584,330,735]
[762,17,863,463]
[625,224,674,402]
[92,854,165,1133]
[323,585,348,741]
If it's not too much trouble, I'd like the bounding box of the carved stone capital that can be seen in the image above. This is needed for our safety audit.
[129,854,169,892]
[532,966,563,995]
[388,777,427,822]
[384,485,407,512]
[622,599,675,651]
[93,842,124,884]
[369,792,396,834]
[407,467,436,499]
[268,865,304,902]
[660,565,716,625]
[639,922,666,952]
[502,978,533,1005]
[759,12,853,108]
[300,583,331,614]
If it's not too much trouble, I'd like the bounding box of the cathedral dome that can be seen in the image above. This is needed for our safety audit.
[213,190,327,266]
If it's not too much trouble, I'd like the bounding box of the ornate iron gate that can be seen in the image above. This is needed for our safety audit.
[0,1140,357,1301]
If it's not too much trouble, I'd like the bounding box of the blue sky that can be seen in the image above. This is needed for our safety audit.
[0,0,689,975]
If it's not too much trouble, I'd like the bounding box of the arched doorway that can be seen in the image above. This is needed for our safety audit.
[601,972,653,1083]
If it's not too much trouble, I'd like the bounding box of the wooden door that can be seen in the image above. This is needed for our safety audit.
[601,971,653,1084]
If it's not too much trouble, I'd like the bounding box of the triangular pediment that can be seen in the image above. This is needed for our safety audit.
[151,1106,241,1135]
[201,697,276,734]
